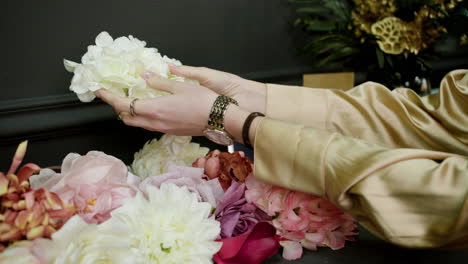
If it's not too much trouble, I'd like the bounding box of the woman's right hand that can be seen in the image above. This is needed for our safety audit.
[170,65,267,114]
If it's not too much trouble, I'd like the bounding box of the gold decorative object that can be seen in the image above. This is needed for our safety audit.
[351,0,461,55]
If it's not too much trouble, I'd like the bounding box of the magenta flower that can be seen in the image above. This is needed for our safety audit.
[213,222,279,264]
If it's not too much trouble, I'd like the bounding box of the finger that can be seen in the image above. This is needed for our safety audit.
[170,65,214,84]
[95,89,133,113]
[170,65,234,89]
[141,71,183,94]
[119,112,152,129]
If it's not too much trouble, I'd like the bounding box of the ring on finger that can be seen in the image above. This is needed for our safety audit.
[118,111,130,120]
[130,98,139,117]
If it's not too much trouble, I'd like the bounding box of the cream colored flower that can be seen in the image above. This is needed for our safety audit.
[132,134,209,179]
[39,184,221,264]
[64,31,192,102]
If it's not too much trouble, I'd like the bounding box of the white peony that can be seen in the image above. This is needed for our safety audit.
[39,184,221,264]
[132,134,209,179]
[64,31,191,102]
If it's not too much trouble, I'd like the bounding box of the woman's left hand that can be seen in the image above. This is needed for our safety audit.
[95,71,218,136]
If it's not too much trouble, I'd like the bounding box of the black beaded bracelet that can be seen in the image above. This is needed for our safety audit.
[242,112,265,149]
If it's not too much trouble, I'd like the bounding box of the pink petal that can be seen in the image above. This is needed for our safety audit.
[7,141,28,175]
[280,240,303,260]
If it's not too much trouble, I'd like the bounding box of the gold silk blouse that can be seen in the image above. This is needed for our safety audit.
[253,69,468,249]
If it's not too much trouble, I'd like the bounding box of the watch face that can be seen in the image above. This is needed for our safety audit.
[203,129,233,146]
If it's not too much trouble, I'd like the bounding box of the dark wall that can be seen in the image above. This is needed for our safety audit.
[1,0,309,169]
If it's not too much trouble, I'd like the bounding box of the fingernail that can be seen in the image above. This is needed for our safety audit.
[141,71,155,80]
[170,65,181,74]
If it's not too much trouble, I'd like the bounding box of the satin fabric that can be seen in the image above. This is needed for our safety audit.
[254,70,468,249]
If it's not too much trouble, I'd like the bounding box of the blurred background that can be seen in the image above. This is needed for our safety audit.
[1,1,467,263]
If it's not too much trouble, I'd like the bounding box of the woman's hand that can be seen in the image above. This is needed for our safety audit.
[170,65,267,114]
[95,71,218,136]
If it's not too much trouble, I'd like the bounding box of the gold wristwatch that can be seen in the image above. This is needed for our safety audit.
[203,95,238,146]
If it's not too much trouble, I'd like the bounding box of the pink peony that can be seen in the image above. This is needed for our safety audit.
[214,181,270,238]
[139,165,224,208]
[245,176,358,260]
[30,151,137,224]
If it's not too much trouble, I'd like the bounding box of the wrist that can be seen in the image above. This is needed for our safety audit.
[224,105,250,143]
[238,81,267,114]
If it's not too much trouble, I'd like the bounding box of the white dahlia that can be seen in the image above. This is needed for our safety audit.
[37,184,221,264]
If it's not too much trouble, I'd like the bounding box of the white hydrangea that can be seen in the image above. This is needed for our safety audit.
[132,134,209,179]
[64,31,190,102]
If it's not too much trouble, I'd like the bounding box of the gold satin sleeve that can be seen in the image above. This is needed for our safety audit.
[254,70,468,249]
[254,118,468,249]
[266,70,468,155]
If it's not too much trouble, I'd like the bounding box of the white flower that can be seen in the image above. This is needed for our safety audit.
[36,215,136,264]
[64,31,192,102]
[40,184,222,264]
[132,134,209,179]
[0,241,44,264]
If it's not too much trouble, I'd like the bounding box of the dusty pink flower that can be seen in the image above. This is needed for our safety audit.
[30,151,137,224]
[139,165,224,208]
[245,176,358,260]
[214,181,270,238]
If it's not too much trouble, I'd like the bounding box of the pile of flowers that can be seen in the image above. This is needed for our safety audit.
[0,135,357,263]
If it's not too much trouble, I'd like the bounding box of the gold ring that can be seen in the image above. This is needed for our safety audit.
[130,98,139,116]
[118,111,130,120]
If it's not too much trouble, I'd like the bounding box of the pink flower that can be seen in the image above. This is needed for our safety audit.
[139,165,224,208]
[214,181,270,238]
[213,222,279,264]
[245,176,358,260]
[30,151,137,224]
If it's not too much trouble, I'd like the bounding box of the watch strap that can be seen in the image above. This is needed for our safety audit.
[207,95,239,130]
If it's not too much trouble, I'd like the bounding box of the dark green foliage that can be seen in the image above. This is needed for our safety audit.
[289,0,468,91]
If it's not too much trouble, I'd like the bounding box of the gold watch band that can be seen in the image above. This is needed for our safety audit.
[207,95,239,130]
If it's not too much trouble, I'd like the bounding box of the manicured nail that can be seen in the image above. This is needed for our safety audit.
[169,64,181,74]
[142,71,155,80]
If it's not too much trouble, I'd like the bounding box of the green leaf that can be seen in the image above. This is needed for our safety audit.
[457,8,468,18]
[316,46,356,67]
[288,0,322,3]
[306,20,336,31]
[324,0,351,20]
[376,48,385,68]
[296,7,329,14]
